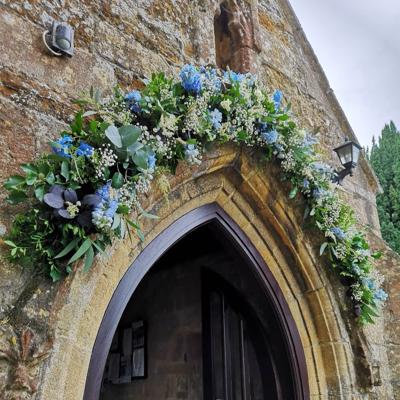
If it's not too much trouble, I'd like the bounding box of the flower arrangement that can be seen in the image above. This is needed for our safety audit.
[3,65,386,324]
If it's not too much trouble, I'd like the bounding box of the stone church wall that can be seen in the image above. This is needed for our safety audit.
[0,0,399,399]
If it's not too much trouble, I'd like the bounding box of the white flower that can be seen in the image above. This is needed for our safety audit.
[220,99,232,112]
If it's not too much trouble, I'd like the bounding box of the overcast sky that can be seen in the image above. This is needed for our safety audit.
[289,0,400,147]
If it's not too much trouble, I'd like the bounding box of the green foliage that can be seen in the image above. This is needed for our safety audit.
[369,121,400,253]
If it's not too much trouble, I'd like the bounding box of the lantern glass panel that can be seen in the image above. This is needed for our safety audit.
[352,145,360,164]
[337,144,353,166]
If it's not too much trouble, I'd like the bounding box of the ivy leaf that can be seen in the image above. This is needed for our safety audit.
[34,185,45,201]
[67,238,92,265]
[83,245,95,272]
[54,238,80,259]
[46,172,55,185]
[61,161,70,180]
[20,164,38,175]
[50,266,62,282]
[4,175,25,190]
[6,191,28,204]
[105,125,122,148]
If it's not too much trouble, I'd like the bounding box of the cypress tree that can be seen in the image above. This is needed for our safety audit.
[369,121,400,253]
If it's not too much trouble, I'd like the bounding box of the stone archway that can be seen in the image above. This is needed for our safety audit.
[38,144,359,399]
[84,203,309,399]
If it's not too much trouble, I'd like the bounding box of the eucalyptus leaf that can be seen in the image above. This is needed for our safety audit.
[119,125,141,147]
[105,125,122,148]
[7,191,28,204]
[4,175,25,190]
[132,150,148,170]
[34,186,45,201]
[320,242,328,256]
[111,172,124,189]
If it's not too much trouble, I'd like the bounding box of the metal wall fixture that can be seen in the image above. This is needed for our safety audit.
[43,21,74,57]
[332,138,362,184]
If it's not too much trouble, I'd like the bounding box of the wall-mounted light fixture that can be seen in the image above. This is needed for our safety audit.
[332,139,362,184]
[43,21,74,57]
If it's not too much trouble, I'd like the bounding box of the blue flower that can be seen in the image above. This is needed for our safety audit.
[209,108,222,130]
[200,67,222,92]
[303,133,318,147]
[52,135,73,158]
[330,227,346,240]
[125,90,141,102]
[261,129,278,144]
[224,71,245,83]
[374,288,388,302]
[147,153,156,171]
[92,183,120,230]
[362,278,376,290]
[75,141,94,157]
[185,143,200,164]
[273,90,283,111]
[125,90,142,113]
[302,179,310,189]
[179,64,202,94]
[312,188,327,199]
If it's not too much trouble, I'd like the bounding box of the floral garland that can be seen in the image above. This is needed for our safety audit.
[3,65,386,324]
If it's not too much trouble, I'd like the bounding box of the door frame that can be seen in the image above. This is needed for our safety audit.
[83,203,309,399]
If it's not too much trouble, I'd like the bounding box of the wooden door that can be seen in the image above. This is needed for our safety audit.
[203,272,283,400]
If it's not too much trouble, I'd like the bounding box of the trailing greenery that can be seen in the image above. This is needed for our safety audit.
[3,65,386,323]
[369,121,400,254]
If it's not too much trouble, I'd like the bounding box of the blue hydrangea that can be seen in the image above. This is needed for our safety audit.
[52,135,73,158]
[302,179,310,189]
[147,153,156,171]
[75,141,94,157]
[179,64,202,94]
[224,71,245,83]
[200,67,221,92]
[209,108,222,130]
[125,90,142,113]
[273,90,283,111]
[261,129,278,144]
[311,162,333,175]
[303,133,318,147]
[374,288,388,302]
[330,227,346,240]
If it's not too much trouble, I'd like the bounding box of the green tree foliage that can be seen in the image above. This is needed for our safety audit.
[369,121,400,253]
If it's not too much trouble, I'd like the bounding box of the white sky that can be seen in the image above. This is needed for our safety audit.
[289,0,400,147]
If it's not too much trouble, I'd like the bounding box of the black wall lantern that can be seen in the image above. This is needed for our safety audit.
[43,21,74,57]
[332,139,362,184]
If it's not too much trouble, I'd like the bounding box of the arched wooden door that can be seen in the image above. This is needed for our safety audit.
[84,203,309,399]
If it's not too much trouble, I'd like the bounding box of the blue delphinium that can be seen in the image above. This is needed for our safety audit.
[179,64,202,94]
[52,135,73,158]
[261,129,278,144]
[92,183,119,230]
[147,153,156,171]
[209,108,222,130]
[273,90,283,111]
[75,141,94,157]
[330,227,346,240]
[125,90,142,113]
